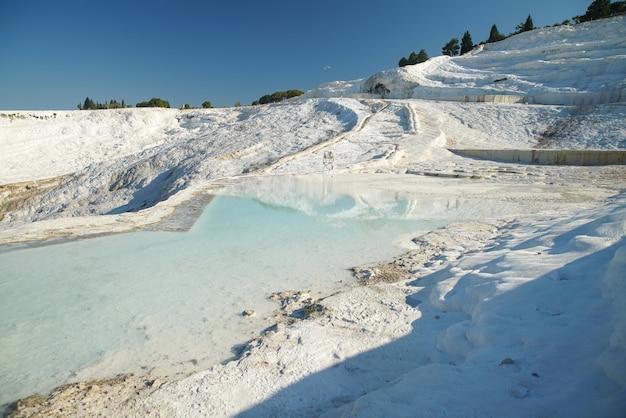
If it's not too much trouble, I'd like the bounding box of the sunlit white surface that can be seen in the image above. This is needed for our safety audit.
[0,176,472,407]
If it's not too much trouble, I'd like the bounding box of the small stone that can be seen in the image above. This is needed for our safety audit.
[242,310,256,317]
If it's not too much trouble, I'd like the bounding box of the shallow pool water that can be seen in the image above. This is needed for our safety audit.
[0,175,472,407]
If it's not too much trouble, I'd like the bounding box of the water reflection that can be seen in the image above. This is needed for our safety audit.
[1,175,454,409]
[215,174,461,221]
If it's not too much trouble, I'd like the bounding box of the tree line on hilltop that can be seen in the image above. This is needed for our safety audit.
[578,0,626,21]
[399,14,535,67]
[398,0,625,67]
[77,97,129,110]
[78,97,174,110]
[78,97,218,110]
[252,90,304,105]
[77,90,304,111]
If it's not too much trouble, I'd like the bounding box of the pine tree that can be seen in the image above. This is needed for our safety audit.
[611,1,626,14]
[516,15,534,33]
[487,24,506,43]
[83,97,96,110]
[460,31,474,55]
[417,49,429,63]
[408,51,420,65]
[399,50,428,67]
[442,38,460,56]
[580,0,612,21]
[523,14,534,31]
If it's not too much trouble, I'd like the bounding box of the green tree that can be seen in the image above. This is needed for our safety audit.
[487,24,506,43]
[202,101,213,108]
[579,0,612,21]
[106,99,123,109]
[136,98,170,108]
[78,97,128,110]
[254,89,304,105]
[83,97,96,110]
[417,49,429,63]
[524,14,534,31]
[516,14,534,33]
[408,51,420,65]
[611,1,626,13]
[442,38,460,56]
[460,31,474,55]
[399,49,428,67]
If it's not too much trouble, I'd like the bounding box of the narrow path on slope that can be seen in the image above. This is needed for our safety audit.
[406,101,446,146]
[342,101,414,170]
[395,101,464,169]
[259,100,390,174]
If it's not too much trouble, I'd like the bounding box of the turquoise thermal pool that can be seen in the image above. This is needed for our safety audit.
[1,175,484,407]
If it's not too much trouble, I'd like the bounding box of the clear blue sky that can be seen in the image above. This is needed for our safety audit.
[0,0,590,109]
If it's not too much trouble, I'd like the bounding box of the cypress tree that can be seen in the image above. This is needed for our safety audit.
[523,14,534,32]
[83,97,96,110]
[399,49,428,67]
[417,49,429,63]
[461,31,474,55]
[487,24,506,43]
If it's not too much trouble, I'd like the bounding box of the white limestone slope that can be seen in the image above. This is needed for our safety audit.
[306,16,626,106]
[1,15,626,418]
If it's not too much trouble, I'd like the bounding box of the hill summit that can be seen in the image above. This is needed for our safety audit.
[306,16,626,106]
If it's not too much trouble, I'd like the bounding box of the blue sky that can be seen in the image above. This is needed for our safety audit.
[0,0,590,109]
